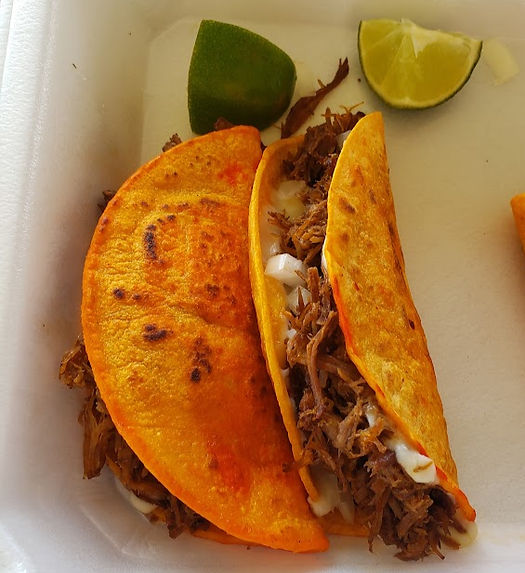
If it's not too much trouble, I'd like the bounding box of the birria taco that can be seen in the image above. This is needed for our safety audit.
[61,126,328,552]
[248,111,476,560]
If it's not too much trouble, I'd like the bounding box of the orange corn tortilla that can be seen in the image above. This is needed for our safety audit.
[324,112,475,522]
[192,525,250,546]
[248,135,314,493]
[511,193,525,252]
[81,126,328,553]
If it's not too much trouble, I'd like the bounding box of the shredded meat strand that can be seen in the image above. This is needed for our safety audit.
[98,190,116,212]
[162,133,182,152]
[59,338,209,537]
[281,58,350,138]
[213,117,236,131]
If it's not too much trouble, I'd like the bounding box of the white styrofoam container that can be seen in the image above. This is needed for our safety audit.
[1,0,525,571]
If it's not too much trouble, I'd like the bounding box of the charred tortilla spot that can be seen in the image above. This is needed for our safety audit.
[167,214,175,221]
[143,324,170,342]
[408,319,415,330]
[387,222,404,275]
[132,293,142,301]
[387,222,396,243]
[191,337,212,375]
[190,368,201,382]
[282,462,292,473]
[205,283,220,298]
[340,198,356,214]
[200,197,221,211]
[113,288,125,299]
[144,225,157,260]
[174,202,190,212]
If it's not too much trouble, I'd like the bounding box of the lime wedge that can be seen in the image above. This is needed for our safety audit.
[188,20,296,134]
[358,19,482,109]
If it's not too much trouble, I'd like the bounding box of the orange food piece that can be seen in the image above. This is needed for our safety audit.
[191,525,250,546]
[511,193,525,253]
[82,126,328,552]
[324,112,475,522]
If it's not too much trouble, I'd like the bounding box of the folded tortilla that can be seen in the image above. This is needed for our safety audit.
[249,112,475,557]
[81,126,327,552]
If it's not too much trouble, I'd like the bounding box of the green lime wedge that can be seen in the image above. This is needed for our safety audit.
[358,19,482,109]
[188,20,297,134]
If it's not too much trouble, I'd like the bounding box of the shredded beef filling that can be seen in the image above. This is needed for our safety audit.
[59,339,209,538]
[270,110,462,560]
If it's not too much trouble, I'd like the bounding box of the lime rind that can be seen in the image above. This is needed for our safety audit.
[358,19,483,109]
[188,20,297,134]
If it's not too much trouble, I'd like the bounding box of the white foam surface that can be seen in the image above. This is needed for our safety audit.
[1,0,525,571]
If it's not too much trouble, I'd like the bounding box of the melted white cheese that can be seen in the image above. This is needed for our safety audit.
[449,515,478,546]
[308,468,355,523]
[385,437,437,484]
[365,404,437,484]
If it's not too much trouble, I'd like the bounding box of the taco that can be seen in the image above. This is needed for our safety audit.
[248,111,476,560]
[63,126,328,552]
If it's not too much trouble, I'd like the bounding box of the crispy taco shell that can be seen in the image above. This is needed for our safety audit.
[249,113,475,539]
[82,126,327,552]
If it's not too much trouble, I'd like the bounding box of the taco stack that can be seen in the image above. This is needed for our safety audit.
[248,111,476,560]
[63,126,328,552]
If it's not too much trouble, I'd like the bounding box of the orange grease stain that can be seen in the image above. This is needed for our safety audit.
[208,440,248,493]
[218,162,244,186]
